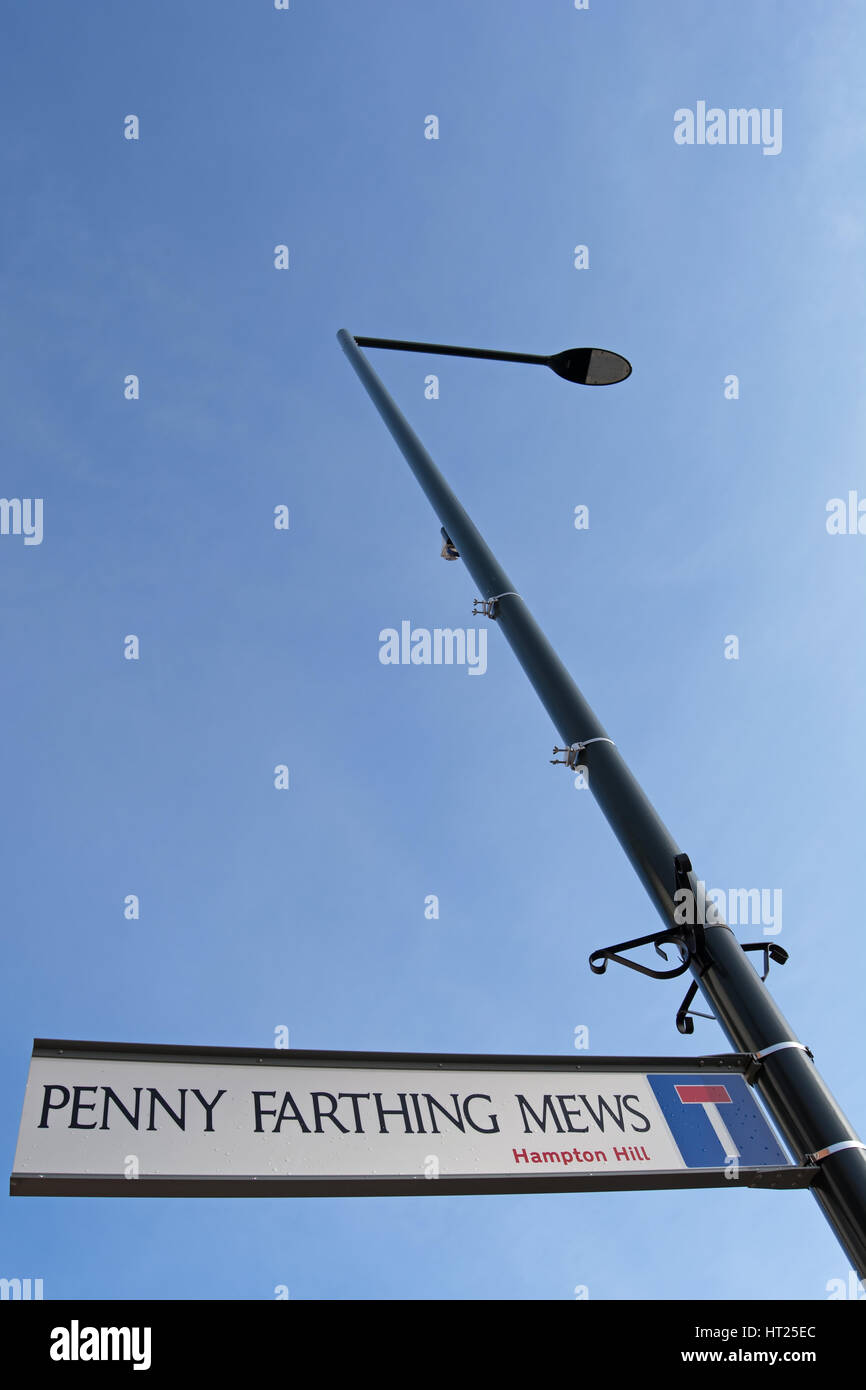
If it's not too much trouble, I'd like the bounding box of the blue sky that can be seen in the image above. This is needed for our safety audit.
[2,1,864,1300]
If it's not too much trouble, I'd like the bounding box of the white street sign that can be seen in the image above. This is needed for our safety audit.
[11,1040,809,1197]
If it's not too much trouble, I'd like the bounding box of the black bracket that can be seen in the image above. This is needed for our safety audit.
[675,984,713,1033]
[744,940,789,976]
[590,851,792,1035]
[589,929,692,981]
[677,942,789,1034]
[589,852,700,987]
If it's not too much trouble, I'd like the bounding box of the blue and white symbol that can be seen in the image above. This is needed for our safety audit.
[648,1072,790,1168]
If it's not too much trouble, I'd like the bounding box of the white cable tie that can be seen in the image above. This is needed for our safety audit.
[753,1041,812,1061]
[572,738,616,752]
[808,1140,866,1163]
[489,592,519,602]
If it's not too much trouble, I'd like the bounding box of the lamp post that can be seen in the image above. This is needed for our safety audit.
[337,327,866,1279]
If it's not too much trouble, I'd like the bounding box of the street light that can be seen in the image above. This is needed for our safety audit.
[353,334,632,386]
[338,327,866,1279]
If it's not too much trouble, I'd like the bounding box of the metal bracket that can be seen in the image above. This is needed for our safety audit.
[589,854,796,1037]
[669,852,712,1033]
[588,852,741,1033]
[551,737,616,769]
[440,527,459,561]
[472,592,519,619]
[677,941,789,1036]
[589,928,692,980]
[675,983,715,1034]
[590,852,699,988]
[745,941,790,977]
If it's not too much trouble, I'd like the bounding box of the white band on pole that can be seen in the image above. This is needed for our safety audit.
[753,1041,812,1061]
[809,1140,866,1162]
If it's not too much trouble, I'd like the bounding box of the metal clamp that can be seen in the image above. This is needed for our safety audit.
[551,737,616,769]
[753,1040,812,1062]
[806,1140,866,1164]
[472,592,519,619]
[744,1039,813,1084]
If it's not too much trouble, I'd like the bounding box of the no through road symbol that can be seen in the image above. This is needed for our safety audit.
[675,1084,739,1158]
[648,1074,789,1169]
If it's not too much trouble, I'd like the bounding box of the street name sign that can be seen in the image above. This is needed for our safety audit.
[11,1040,815,1197]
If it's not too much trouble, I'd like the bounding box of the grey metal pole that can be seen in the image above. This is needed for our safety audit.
[337,328,866,1279]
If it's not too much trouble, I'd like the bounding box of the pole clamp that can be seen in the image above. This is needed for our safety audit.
[753,1040,813,1062]
[805,1140,866,1164]
[472,592,519,619]
[551,737,616,769]
[745,1039,813,1083]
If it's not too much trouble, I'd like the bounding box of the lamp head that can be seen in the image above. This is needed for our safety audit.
[547,347,632,385]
